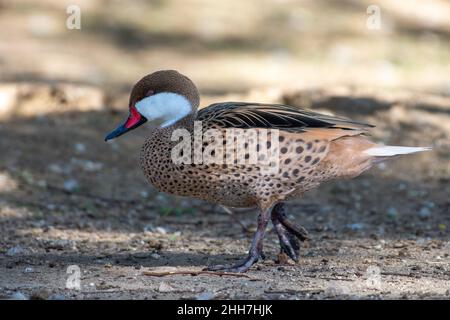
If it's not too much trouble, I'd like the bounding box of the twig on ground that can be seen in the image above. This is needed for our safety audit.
[142,269,253,279]
[302,274,354,281]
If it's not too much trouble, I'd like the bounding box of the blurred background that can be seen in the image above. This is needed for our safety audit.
[0,0,449,299]
[1,0,450,92]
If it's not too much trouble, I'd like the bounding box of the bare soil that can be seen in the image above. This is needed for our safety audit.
[0,86,449,299]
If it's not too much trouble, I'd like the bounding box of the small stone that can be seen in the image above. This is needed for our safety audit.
[6,245,27,256]
[418,207,431,218]
[347,223,364,231]
[386,207,398,219]
[11,292,28,300]
[397,183,406,191]
[155,227,167,234]
[158,282,175,293]
[374,244,383,250]
[24,267,34,273]
[151,253,160,259]
[78,160,103,172]
[63,179,79,192]
[140,191,149,198]
[143,223,154,232]
[48,293,66,300]
[48,163,65,173]
[147,239,163,250]
[74,143,86,154]
[196,291,215,300]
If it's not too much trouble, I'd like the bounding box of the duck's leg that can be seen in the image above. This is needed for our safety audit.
[205,205,272,273]
[271,202,309,262]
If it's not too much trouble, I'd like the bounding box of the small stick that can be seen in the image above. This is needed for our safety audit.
[142,270,252,279]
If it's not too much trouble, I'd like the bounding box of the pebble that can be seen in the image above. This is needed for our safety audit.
[386,207,398,219]
[347,223,364,231]
[397,183,407,191]
[143,223,154,232]
[71,159,103,172]
[74,143,86,154]
[11,292,28,300]
[196,291,215,300]
[48,163,64,173]
[155,227,168,235]
[48,293,66,300]
[140,191,149,198]
[6,245,27,256]
[24,267,34,273]
[158,282,175,293]
[63,179,79,192]
[418,207,431,218]
[151,253,161,259]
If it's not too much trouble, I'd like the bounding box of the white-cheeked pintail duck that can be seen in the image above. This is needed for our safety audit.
[105,70,429,272]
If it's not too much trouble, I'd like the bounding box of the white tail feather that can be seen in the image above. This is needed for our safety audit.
[364,146,431,157]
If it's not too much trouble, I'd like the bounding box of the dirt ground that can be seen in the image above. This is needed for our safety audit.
[0,85,449,300]
[1,0,450,300]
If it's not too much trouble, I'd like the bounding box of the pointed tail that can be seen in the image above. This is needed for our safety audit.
[363,146,431,157]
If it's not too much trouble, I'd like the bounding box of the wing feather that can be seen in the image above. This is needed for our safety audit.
[197,102,373,132]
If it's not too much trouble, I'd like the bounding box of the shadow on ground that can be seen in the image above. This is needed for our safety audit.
[0,87,449,299]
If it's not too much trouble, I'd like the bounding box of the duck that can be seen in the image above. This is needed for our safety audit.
[105,70,429,273]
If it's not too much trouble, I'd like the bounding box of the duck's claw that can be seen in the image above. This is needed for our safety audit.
[273,220,300,262]
[272,203,310,241]
[203,252,260,273]
[271,202,309,263]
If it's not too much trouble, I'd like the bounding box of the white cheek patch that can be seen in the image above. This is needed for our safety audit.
[135,92,192,128]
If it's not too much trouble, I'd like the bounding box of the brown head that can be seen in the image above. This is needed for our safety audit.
[105,70,199,141]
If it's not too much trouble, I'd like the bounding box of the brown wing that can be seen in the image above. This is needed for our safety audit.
[196,102,373,132]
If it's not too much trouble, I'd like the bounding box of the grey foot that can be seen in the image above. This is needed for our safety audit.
[271,203,309,262]
[204,253,260,273]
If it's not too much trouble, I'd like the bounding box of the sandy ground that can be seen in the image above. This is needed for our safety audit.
[0,0,449,300]
[0,85,449,300]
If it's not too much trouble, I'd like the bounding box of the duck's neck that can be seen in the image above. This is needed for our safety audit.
[164,111,196,133]
[147,111,196,144]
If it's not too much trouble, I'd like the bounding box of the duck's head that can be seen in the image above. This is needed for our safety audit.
[105,70,199,141]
